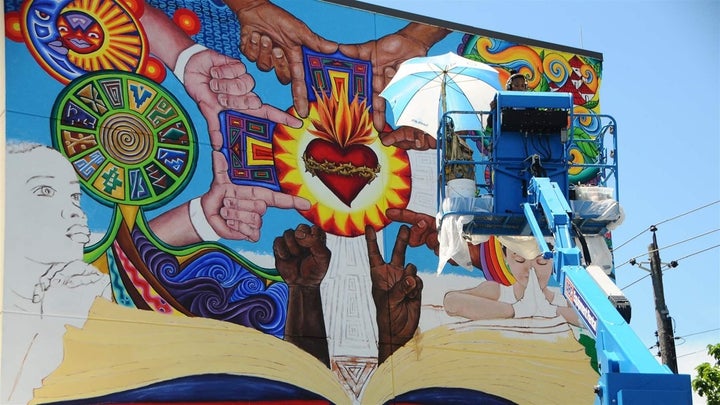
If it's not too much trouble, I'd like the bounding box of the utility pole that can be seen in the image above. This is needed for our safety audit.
[648,225,679,373]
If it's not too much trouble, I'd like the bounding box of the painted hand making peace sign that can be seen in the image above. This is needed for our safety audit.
[365,225,423,363]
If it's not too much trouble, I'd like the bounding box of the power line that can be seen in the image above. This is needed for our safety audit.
[612,200,720,252]
[620,273,651,290]
[649,328,720,354]
[659,230,719,251]
[676,348,709,359]
[618,244,718,290]
[673,327,720,351]
[654,200,720,227]
[618,241,708,290]
[675,335,719,359]
[612,228,647,252]
[616,229,720,269]
[673,244,720,262]
[618,243,719,290]
[677,327,720,340]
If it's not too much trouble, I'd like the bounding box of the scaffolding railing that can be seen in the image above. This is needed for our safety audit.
[436,106,619,236]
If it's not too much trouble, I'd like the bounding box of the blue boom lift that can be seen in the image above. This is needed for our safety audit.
[437,91,692,404]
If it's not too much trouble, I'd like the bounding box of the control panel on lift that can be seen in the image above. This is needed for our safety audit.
[492,91,573,220]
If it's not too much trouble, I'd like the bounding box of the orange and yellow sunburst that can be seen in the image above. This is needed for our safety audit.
[274,89,411,237]
[63,0,148,74]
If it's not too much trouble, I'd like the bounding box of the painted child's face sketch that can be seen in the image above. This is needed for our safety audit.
[6,146,89,266]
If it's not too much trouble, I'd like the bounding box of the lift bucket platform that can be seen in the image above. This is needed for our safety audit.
[438,91,620,237]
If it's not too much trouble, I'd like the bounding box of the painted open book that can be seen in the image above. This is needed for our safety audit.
[33,299,598,405]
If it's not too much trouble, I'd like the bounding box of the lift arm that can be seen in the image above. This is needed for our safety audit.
[437,91,692,404]
[525,177,691,405]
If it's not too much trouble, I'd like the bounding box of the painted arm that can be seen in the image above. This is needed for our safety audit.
[273,224,331,367]
[148,151,310,245]
[223,0,338,119]
[340,23,451,131]
[365,225,423,364]
[140,5,301,150]
[443,281,516,320]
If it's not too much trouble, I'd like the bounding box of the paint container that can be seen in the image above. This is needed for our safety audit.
[443,178,476,215]
[446,178,476,198]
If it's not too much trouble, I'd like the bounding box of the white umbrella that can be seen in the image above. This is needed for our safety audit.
[379,51,502,137]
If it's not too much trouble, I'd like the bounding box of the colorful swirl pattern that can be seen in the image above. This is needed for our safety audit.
[132,227,288,337]
[460,34,604,184]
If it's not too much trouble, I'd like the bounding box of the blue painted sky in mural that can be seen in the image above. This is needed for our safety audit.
[367,0,720,391]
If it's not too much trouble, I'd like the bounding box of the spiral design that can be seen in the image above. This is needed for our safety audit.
[100,114,154,164]
[573,106,601,136]
[232,274,266,297]
[567,147,586,176]
[134,229,181,277]
[52,71,197,208]
[542,53,569,88]
[130,227,288,336]
[580,63,598,93]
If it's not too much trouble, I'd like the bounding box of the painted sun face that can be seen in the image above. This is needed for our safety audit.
[21,0,147,83]
[57,11,104,54]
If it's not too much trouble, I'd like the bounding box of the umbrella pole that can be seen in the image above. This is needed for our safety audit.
[441,76,454,160]
[441,74,447,121]
[442,76,476,184]
[442,77,459,168]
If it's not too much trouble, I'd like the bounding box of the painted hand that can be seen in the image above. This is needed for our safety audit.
[339,32,434,132]
[380,126,437,151]
[201,151,311,241]
[183,47,302,149]
[512,269,558,319]
[385,208,439,255]
[365,225,423,363]
[231,0,338,119]
[273,224,331,287]
[38,261,109,316]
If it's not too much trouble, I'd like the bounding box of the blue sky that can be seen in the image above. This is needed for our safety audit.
[367,0,720,392]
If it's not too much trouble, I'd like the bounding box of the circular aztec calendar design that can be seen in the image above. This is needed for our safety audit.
[51,71,197,208]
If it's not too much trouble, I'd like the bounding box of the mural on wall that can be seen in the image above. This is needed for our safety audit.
[3,0,609,404]
[461,35,605,184]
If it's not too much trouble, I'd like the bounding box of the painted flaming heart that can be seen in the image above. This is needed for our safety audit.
[302,86,380,207]
[272,81,411,237]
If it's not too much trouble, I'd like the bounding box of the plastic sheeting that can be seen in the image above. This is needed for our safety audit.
[436,198,475,273]
[436,196,493,274]
[571,188,625,231]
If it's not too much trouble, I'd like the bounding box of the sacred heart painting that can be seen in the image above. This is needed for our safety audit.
[273,49,411,237]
